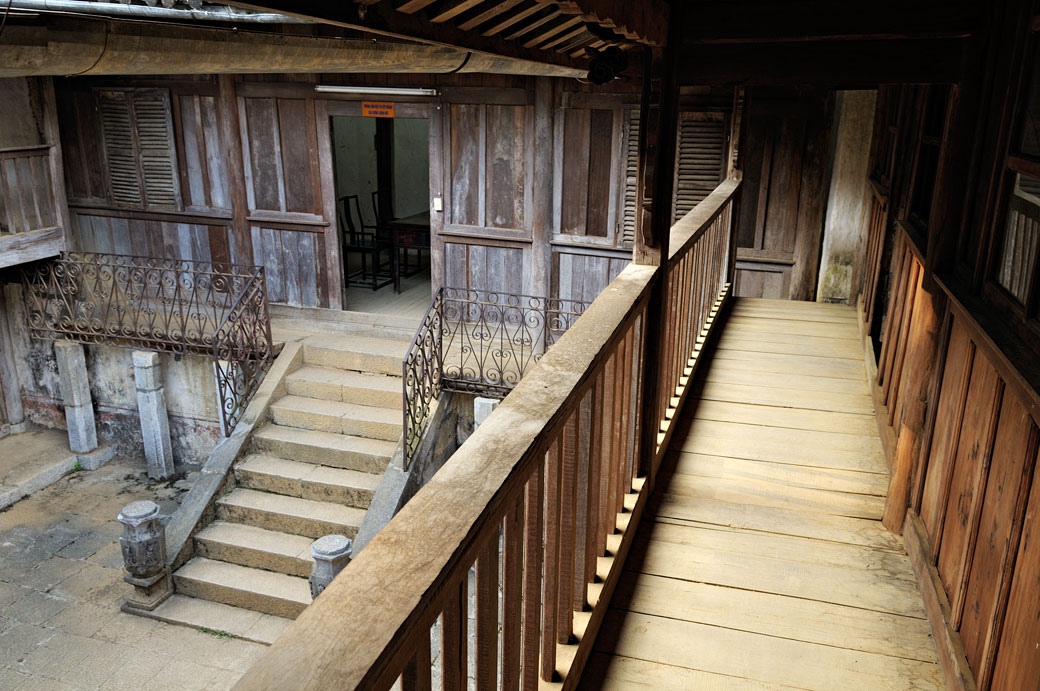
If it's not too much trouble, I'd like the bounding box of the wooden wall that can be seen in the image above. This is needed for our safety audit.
[56,73,731,311]
[863,5,1040,687]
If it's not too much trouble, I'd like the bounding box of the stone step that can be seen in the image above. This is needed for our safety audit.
[302,333,410,376]
[252,424,395,474]
[269,395,402,442]
[141,594,292,645]
[216,488,365,539]
[286,365,402,409]
[235,454,380,509]
[173,557,311,619]
[194,521,314,578]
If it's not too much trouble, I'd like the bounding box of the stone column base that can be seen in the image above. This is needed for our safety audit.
[123,571,172,612]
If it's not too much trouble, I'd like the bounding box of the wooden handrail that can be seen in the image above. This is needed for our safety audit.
[667,177,741,262]
[234,178,742,691]
[237,263,657,689]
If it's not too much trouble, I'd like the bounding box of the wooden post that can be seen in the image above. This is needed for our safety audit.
[634,5,681,485]
[216,74,252,266]
[882,282,947,532]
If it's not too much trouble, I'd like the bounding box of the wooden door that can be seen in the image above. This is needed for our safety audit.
[734,89,833,300]
[433,87,540,297]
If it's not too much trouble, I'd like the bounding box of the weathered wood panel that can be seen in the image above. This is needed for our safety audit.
[250,224,326,307]
[550,248,628,303]
[443,241,525,294]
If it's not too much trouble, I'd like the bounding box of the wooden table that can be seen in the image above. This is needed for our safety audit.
[389,211,431,294]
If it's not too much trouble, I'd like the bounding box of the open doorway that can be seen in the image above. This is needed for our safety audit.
[331,108,432,319]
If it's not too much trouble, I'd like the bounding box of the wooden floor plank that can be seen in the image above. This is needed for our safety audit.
[724,315,861,339]
[640,520,914,576]
[730,306,859,324]
[690,399,879,436]
[717,333,864,359]
[580,653,806,690]
[651,494,904,551]
[613,573,939,663]
[710,349,867,380]
[629,536,925,617]
[702,366,871,395]
[698,380,874,414]
[590,298,940,691]
[666,450,889,496]
[660,471,884,519]
[673,419,887,472]
[735,297,856,313]
[595,611,943,690]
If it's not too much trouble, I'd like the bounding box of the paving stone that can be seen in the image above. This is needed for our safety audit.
[206,668,243,691]
[44,600,119,638]
[4,588,71,625]
[0,623,53,667]
[85,541,124,570]
[0,666,30,690]
[56,527,118,561]
[56,640,133,687]
[91,611,160,647]
[30,556,87,592]
[148,659,219,691]
[52,562,128,605]
[0,580,24,608]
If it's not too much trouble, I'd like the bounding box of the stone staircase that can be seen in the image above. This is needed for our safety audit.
[152,331,411,643]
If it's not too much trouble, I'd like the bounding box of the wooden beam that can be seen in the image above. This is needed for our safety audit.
[679,38,969,87]
[681,0,979,44]
[228,0,587,70]
[0,227,64,269]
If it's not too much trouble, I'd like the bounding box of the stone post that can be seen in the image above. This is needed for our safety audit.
[132,351,175,480]
[309,534,353,599]
[54,340,97,453]
[118,500,171,611]
[473,396,500,428]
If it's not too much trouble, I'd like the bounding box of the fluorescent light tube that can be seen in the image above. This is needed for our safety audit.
[314,85,438,97]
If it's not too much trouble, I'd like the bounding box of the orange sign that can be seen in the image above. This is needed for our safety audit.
[362,101,395,118]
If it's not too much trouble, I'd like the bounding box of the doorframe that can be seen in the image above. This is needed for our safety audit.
[322,100,438,307]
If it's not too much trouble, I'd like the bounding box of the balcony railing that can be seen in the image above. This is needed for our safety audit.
[236,179,741,690]
[22,252,274,435]
[404,287,590,466]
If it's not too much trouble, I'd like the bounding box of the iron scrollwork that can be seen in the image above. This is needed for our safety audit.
[23,252,273,436]
[402,286,589,468]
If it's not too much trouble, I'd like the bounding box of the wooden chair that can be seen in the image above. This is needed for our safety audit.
[339,194,392,290]
[371,190,426,294]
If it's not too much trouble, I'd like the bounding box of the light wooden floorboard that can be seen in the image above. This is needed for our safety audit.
[342,267,432,320]
[590,298,941,691]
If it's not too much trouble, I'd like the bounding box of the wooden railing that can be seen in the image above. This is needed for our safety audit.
[0,145,58,236]
[234,179,741,691]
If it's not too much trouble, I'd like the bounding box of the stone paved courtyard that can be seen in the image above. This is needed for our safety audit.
[0,455,267,690]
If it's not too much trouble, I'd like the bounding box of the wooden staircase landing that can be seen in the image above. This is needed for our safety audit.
[584,298,944,690]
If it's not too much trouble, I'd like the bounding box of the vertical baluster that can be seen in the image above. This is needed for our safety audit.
[541,439,561,681]
[679,251,692,385]
[557,412,578,642]
[633,311,649,481]
[607,338,625,530]
[476,532,499,691]
[573,388,592,611]
[502,492,524,691]
[598,354,616,552]
[522,462,543,691]
[585,372,603,586]
[615,331,630,514]
[621,326,637,497]
[442,576,468,691]
[401,628,432,691]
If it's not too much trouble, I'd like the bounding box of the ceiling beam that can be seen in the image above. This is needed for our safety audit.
[678,37,970,88]
[227,0,587,70]
[682,0,979,44]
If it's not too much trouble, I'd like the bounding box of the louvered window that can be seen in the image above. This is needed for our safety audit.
[672,113,727,222]
[97,89,180,210]
[619,109,640,249]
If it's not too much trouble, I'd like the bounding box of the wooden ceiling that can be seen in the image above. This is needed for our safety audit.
[229,0,666,70]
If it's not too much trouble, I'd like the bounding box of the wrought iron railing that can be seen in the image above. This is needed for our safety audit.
[23,252,273,435]
[403,286,590,466]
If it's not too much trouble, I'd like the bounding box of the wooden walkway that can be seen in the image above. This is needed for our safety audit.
[584,298,944,690]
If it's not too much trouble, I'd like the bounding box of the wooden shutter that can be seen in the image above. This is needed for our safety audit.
[132,91,179,208]
[672,112,726,221]
[98,91,142,206]
[620,109,640,249]
[97,89,179,210]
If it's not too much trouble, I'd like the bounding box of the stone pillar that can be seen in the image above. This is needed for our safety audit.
[118,500,171,611]
[132,351,174,480]
[54,341,97,453]
[473,396,500,428]
[309,534,353,599]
